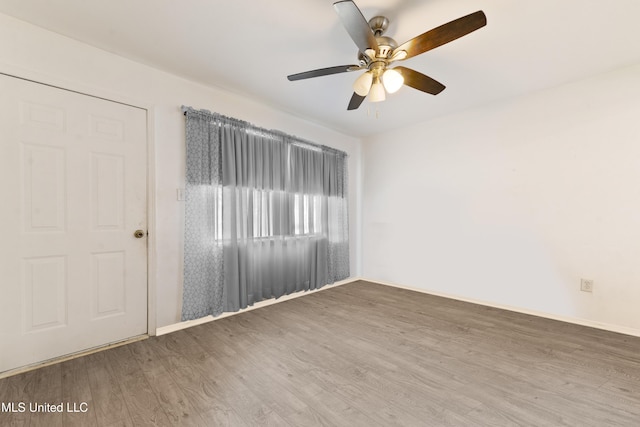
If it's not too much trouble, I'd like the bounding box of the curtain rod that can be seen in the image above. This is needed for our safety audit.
[181,105,348,157]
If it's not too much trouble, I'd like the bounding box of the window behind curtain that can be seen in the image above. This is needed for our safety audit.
[182,107,349,321]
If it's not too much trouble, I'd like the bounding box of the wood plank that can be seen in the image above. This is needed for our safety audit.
[61,357,98,427]
[103,345,172,426]
[0,370,37,427]
[247,300,483,424]
[84,351,132,426]
[186,322,380,427]
[128,340,207,426]
[165,330,295,427]
[27,364,63,427]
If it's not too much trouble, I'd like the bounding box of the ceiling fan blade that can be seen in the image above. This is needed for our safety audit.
[395,67,445,95]
[287,65,361,81]
[334,1,379,53]
[347,92,366,110]
[393,11,486,60]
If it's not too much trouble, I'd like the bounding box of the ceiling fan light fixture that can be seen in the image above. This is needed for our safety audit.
[369,79,386,102]
[353,71,373,96]
[382,68,404,93]
[287,2,487,111]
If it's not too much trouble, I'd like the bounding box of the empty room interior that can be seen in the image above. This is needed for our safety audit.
[1,0,640,425]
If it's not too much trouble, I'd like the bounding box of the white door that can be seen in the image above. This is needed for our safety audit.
[0,74,148,373]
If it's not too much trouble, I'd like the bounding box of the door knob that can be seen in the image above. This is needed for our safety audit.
[134,230,146,238]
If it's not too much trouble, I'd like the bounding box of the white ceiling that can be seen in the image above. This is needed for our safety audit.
[1,0,640,137]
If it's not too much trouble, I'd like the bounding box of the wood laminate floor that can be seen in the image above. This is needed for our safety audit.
[1,280,640,426]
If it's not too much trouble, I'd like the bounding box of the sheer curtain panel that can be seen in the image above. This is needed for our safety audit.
[181,107,349,321]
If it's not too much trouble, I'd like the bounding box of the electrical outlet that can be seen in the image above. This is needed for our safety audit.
[580,279,594,293]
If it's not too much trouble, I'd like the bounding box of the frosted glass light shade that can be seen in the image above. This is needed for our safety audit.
[369,81,386,102]
[382,68,404,93]
[353,71,373,96]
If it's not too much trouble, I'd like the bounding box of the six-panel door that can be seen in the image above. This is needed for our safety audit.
[0,74,148,373]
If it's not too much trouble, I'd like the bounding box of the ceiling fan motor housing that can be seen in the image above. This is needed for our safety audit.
[374,35,397,58]
[368,16,389,36]
[367,16,397,59]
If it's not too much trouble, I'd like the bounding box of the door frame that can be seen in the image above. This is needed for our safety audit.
[0,64,157,340]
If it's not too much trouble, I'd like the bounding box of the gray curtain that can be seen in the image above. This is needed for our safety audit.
[181,107,349,321]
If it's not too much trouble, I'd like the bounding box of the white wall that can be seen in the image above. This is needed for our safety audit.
[363,63,640,333]
[0,13,362,329]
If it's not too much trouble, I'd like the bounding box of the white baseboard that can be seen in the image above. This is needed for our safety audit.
[158,277,640,339]
[362,278,640,338]
[155,277,360,336]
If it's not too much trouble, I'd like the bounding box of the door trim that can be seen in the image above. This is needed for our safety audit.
[0,64,157,337]
[0,335,148,380]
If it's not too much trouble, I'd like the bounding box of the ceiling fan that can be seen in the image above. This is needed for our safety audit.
[287,1,487,110]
